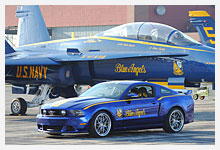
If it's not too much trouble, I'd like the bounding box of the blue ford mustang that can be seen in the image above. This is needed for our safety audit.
[36,81,194,137]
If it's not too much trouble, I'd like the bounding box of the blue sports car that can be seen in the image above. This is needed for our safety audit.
[36,81,194,137]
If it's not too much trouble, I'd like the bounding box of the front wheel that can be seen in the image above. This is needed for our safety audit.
[193,94,199,100]
[89,111,112,137]
[11,98,27,115]
[163,108,184,133]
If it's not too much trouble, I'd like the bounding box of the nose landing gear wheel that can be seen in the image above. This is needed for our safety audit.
[11,98,27,115]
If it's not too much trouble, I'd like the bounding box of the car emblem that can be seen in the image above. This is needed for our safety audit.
[117,109,123,118]
[48,110,56,115]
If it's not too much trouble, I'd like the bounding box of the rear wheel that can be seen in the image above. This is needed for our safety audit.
[200,96,205,100]
[11,98,27,115]
[163,108,184,133]
[89,111,112,137]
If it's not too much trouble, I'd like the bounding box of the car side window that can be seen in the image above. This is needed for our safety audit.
[127,85,154,99]
[160,87,172,95]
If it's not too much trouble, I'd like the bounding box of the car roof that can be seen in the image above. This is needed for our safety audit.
[104,80,155,86]
[103,80,175,92]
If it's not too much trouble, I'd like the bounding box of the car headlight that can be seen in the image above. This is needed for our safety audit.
[40,108,47,115]
[60,110,67,116]
[70,110,85,117]
[43,109,47,115]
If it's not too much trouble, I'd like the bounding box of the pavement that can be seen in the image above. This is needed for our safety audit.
[5,86,215,145]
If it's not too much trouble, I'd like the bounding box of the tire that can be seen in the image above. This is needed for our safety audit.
[163,108,184,133]
[200,96,205,100]
[193,94,199,100]
[89,111,112,137]
[11,98,27,115]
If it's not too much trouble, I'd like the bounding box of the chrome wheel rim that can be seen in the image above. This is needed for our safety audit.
[12,100,21,114]
[169,110,184,132]
[94,113,111,136]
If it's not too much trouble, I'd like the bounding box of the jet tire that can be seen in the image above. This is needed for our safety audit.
[11,98,27,115]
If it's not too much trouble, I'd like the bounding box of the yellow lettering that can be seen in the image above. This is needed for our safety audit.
[16,66,20,78]
[115,63,147,76]
[142,65,146,73]
[29,66,35,78]
[19,66,22,77]
[38,67,43,79]
[115,63,121,72]
[43,67,48,79]
[34,66,39,79]
[23,66,28,78]
[124,109,146,117]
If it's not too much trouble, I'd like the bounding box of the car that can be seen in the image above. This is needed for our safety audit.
[36,81,194,137]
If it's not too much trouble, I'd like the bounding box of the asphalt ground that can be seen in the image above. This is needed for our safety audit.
[5,86,215,145]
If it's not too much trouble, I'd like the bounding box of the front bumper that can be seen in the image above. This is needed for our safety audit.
[36,114,89,134]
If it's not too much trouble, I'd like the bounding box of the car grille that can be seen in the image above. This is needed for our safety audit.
[41,109,66,117]
[38,125,75,132]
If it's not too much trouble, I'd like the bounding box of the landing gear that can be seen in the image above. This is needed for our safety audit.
[10,84,78,115]
[10,84,54,115]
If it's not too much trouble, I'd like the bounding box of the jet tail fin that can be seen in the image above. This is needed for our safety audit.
[5,40,15,54]
[16,5,50,46]
[189,10,215,48]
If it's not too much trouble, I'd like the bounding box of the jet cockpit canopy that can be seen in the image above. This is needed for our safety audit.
[97,22,200,46]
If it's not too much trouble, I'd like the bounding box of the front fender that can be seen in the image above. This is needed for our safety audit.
[85,106,116,124]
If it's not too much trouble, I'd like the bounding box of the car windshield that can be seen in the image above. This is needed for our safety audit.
[80,82,129,99]
[96,22,200,45]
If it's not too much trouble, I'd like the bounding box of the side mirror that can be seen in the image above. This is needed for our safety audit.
[126,93,138,99]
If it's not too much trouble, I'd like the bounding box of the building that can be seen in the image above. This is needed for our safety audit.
[5,5,215,46]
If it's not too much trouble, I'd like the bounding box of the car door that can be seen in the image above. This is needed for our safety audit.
[115,85,160,128]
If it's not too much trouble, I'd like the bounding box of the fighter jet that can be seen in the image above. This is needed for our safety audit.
[5,6,215,115]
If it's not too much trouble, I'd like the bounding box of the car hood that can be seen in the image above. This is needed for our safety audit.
[41,96,114,110]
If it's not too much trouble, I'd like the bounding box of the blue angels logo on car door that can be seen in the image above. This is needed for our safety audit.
[117,109,123,118]
[173,60,183,75]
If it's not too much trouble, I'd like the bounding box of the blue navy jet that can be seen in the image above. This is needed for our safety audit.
[5,6,215,115]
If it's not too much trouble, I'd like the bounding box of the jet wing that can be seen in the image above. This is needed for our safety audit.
[5,51,61,65]
[5,50,188,65]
